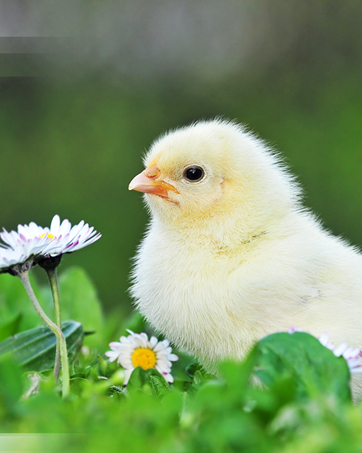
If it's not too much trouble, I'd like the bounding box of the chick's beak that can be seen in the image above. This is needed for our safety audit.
[129,164,179,199]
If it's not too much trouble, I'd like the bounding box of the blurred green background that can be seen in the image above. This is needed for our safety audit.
[0,0,361,314]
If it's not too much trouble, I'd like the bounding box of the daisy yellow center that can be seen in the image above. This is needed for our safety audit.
[131,348,156,370]
[39,233,55,240]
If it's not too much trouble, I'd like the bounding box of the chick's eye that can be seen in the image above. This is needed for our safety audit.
[184,166,204,182]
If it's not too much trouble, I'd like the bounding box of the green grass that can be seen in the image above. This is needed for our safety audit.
[1,267,362,452]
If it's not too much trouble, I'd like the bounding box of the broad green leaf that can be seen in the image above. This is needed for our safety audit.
[108,385,127,401]
[0,312,22,341]
[186,361,204,379]
[57,266,104,347]
[0,272,53,333]
[127,366,170,397]
[0,320,84,372]
[0,354,23,416]
[69,377,92,397]
[192,370,204,386]
[253,332,351,403]
[127,366,151,392]
[149,374,170,399]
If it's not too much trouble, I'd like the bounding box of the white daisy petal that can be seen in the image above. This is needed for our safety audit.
[123,368,134,385]
[154,342,167,353]
[333,342,348,357]
[318,332,329,346]
[118,357,133,369]
[165,374,174,383]
[18,225,29,238]
[28,222,41,236]
[105,351,120,362]
[149,336,158,347]
[69,221,85,238]
[109,342,122,351]
[347,357,362,368]
[155,365,167,375]
[343,347,360,359]
[156,364,172,374]
[59,219,72,237]
[50,215,61,235]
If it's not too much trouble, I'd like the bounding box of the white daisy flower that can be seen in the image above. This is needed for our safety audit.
[0,215,101,272]
[105,330,179,385]
[288,327,362,374]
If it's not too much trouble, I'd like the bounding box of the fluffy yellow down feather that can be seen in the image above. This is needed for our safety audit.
[129,119,362,397]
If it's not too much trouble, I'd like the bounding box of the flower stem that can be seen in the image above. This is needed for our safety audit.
[46,267,62,381]
[17,270,70,398]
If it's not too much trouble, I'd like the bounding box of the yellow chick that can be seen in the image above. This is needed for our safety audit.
[129,119,362,395]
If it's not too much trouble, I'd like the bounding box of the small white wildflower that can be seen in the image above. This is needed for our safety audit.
[0,215,101,273]
[105,330,179,385]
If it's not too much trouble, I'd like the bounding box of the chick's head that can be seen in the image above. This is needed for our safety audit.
[129,119,300,243]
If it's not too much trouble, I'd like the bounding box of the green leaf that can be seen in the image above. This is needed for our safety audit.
[0,320,84,372]
[186,361,204,379]
[127,367,170,398]
[69,376,92,397]
[193,370,204,386]
[0,273,53,333]
[57,266,105,347]
[253,332,351,403]
[108,385,127,401]
[0,354,23,416]
[149,374,170,399]
[127,366,148,391]
[0,312,22,342]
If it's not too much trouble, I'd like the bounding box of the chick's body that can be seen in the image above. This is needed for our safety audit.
[129,120,362,393]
